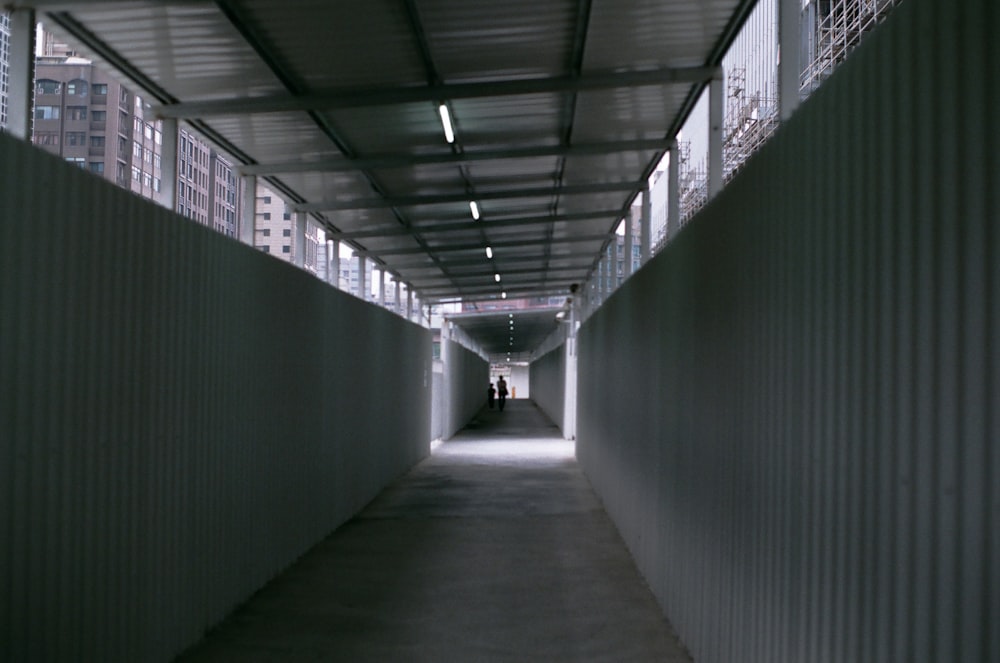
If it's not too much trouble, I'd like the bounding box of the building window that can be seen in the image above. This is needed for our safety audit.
[36,79,61,94]
[34,132,59,145]
[90,136,105,148]
[262,196,271,203]
[261,212,271,220]
[66,157,85,167]
[92,83,108,96]
[132,166,141,182]
[66,106,88,120]
[261,229,271,237]
[257,245,270,253]
[66,79,88,96]
[282,246,291,253]
[34,106,60,120]
[89,162,105,174]
[144,123,154,140]
[153,178,161,192]
[65,132,86,146]
[282,229,291,237]
[133,141,142,159]
[282,213,291,220]
[91,110,107,122]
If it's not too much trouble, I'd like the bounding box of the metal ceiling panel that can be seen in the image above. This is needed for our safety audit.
[36,0,756,345]
[238,0,429,89]
[48,3,285,100]
[417,0,578,84]
[583,0,745,70]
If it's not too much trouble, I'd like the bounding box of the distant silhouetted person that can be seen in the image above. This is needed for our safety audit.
[487,382,496,409]
[496,376,508,411]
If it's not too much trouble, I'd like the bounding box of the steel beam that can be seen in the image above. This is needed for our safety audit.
[325,210,619,240]
[294,182,642,213]
[153,67,719,119]
[390,253,585,270]
[358,233,611,257]
[238,139,675,175]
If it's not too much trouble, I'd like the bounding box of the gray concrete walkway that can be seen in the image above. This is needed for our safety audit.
[177,400,691,662]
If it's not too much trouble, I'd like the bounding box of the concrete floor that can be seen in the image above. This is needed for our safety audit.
[177,400,692,662]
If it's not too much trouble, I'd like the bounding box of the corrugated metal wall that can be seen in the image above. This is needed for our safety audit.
[442,339,489,438]
[577,1,998,661]
[0,133,432,662]
[529,345,565,433]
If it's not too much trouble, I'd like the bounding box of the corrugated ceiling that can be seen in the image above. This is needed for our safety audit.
[39,0,756,356]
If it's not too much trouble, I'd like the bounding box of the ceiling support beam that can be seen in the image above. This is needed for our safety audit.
[390,253,591,270]
[419,280,580,297]
[358,233,611,257]
[404,265,590,285]
[294,182,642,213]
[238,139,674,175]
[325,210,620,240]
[152,66,720,119]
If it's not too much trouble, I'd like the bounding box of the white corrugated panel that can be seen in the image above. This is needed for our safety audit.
[0,134,433,662]
[577,0,998,661]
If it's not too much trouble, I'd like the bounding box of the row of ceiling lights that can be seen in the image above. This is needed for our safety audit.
[439,102,506,301]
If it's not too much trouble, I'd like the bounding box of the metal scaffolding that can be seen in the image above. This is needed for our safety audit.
[801,0,905,94]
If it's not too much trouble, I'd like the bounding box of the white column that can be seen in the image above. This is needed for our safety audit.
[668,142,680,239]
[294,211,306,268]
[377,268,386,306]
[406,285,414,321]
[158,118,178,212]
[708,73,724,199]
[329,240,340,288]
[357,255,367,300]
[623,210,634,278]
[779,0,802,121]
[240,175,256,245]
[640,183,652,265]
[394,277,401,314]
[6,9,36,141]
[562,294,578,440]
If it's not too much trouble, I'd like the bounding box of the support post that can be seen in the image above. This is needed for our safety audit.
[358,255,367,300]
[6,9,36,141]
[779,0,802,121]
[329,240,340,288]
[562,294,578,440]
[158,118,178,211]
[708,73,724,199]
[668,142,680,239]
[240,175,256,245]
[394,277,401,314]
[623,210,634,278]
[377,268,385,306]
[640,183,652,265]
[407,285,414,321]
[294,211,307,268]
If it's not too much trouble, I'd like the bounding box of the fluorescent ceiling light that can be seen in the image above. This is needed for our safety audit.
[438,104,455,143]
[470,201,480,220]
[501,292,507,299]
[485,246,493,259]
[494,273,501,282]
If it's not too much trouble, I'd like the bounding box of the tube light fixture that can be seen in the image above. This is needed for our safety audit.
[485,246,493,259]
[470,201,480,220]
[438,104,455,143]
[494,273,501,282]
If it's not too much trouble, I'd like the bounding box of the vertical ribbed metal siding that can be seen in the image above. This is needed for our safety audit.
[529,344,565,432]
[443,340,489,439]
[577,1,997,661]
[0,137,432,662]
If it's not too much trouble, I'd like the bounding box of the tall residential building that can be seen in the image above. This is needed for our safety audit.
[32,49,242,236]
[33,56,166,204]
[177,130,241,238]
[1,12,11,130]
[254,183,322,274]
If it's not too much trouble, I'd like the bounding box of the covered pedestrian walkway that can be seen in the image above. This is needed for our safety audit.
[177,400,690,662]
[1,1,997,662]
